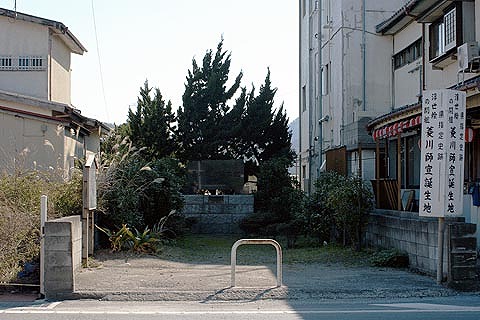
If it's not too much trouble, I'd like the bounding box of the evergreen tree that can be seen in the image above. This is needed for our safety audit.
[219,87,247,159]
[241,70,295,175]
[176,40,242,161]
[127,80,176,160]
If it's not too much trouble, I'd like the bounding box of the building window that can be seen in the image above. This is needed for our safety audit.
[321,63,330,95]
[393,39,422,70]
[406,134,420,188]
[302,85,307,112]
[18,56,44,71]
[0,55,45,71]
[0,56,12,70]
[429,6,458,61]
[388,138,397,179]
[302,0,306,17]
[444,8,456,51]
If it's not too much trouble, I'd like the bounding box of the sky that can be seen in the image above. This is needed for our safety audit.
[6,0,299,125]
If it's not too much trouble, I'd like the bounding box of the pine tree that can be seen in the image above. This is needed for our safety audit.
[127,80,176,160]
[241,70,295,175]
[176,40,242,161]
[219,87,247,159]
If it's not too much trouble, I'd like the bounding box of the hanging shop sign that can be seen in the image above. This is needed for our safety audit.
[372,115,422,140]
[419,89,466,217]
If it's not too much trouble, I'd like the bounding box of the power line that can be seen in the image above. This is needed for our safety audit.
[91,0,110,123]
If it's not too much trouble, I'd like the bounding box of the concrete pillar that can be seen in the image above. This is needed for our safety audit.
[43,216,82,299]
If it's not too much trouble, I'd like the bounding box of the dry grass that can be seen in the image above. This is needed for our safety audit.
[0,171,82,283]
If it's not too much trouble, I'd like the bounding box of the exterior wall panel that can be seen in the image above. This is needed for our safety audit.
[0,17,49,99]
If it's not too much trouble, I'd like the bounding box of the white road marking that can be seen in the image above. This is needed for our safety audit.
[1,307,480,315]
[371,303,480,311]
[1,302,480,315]
[46,302,62,309]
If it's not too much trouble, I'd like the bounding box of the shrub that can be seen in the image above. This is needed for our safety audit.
[0,170,83,283]
[305,171,344,244]
[370,249,409,268]
[240,157,306,248]
[52,170,83,216]
[327,175,374,250]
[97,132,186,235]
[96,210,176,253]
[96,224,163,253]
[306,172,374,250]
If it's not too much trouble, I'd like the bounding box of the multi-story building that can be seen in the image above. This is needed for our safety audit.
[367,0,480,248]
[0,7,108,176]
[299,0,408,193]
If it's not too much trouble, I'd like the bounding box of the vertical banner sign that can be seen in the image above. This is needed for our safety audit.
[419,90,466,217]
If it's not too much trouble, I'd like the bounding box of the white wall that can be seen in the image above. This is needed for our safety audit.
[0,110,65,174]
[50,36,72,104]
[0,16,73,105]
[392,22,423,108]
[0,17,49,99]
[321,0,406,148]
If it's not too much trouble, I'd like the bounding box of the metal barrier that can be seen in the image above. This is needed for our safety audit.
[230,239,283,287]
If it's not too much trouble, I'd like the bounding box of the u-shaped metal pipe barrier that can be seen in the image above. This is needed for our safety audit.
[230,239,283,287]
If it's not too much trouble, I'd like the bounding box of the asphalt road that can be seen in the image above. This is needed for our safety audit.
[2,296,480,320]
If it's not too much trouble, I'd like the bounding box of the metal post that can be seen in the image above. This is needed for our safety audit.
[437,217,445,284]
[231,239,283,287]
[397,134,402,210]
[40,195,47,296]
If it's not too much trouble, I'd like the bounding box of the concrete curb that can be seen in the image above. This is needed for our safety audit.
[69,286,459,302]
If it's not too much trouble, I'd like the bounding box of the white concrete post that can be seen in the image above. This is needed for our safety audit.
[230,239,283,287]
[40,195,48,296]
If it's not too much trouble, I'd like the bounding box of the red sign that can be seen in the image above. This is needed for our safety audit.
[373,115,422,140]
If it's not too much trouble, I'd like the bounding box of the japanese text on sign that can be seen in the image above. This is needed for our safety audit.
[419,90,466,217]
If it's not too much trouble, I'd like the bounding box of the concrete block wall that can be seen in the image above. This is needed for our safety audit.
[365,209,466,276]
[448,223,478,290]
[44,215,81,299]
[182,195,254,234]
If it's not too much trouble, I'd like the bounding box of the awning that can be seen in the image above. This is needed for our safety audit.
[372,115,422,140]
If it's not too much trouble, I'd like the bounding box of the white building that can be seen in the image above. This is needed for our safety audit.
[299,0,408,193]
[0,7,108,176]
[367,0,480,247]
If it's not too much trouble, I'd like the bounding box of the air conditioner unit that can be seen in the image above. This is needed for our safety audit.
[458,42,480,72]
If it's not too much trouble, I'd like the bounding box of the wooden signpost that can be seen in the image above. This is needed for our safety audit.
[419,89,466,283]
[82,154,97,266]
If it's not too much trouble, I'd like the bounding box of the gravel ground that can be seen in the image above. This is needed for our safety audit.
[75,249,458,301]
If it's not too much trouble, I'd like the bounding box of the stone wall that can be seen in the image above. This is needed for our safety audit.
[44,215,82,299]
[366,209,477,289]
[182,195,254,234]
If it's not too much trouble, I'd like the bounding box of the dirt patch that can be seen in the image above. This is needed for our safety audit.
[75,236,456,301]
